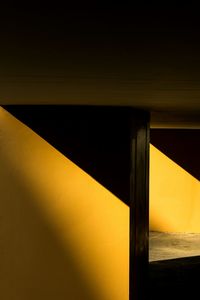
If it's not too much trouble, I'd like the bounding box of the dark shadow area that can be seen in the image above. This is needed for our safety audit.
[149,256,200,300]
[2,105,132,205]
[150,129,200,181]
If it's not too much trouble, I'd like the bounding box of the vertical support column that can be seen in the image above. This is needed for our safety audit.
[130,111,150,300]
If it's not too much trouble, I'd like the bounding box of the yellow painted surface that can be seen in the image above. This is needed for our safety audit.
[0,107,129,300]
[150,144,200,233]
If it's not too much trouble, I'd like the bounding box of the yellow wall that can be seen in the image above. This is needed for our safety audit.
[0,107,129,300]
[150,144,200,233]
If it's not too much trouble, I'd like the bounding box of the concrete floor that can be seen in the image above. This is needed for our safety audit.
[149,231,200,300]
[149,231,200,262]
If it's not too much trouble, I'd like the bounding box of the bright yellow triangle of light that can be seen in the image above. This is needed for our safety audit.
[150,144,200,233]
[0,107,129,300]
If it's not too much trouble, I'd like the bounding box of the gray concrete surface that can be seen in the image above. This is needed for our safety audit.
[149,231,200,262]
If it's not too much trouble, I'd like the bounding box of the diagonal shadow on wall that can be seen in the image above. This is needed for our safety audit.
[150,129,200,181]
[3,105,131,205]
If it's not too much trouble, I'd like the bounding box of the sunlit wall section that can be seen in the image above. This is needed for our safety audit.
[187,182,200,232]
[150,144,200,233]
[0,107,129,300]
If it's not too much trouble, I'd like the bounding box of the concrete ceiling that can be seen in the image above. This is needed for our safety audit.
[1,6,200,127]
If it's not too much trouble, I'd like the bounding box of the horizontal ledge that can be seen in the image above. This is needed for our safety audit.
[151,111,200,129]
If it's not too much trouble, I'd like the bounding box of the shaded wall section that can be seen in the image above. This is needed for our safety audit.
[150,144,200,233]
[3,105,131,205]
[150,129,200,181]
[0,107,129,300]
